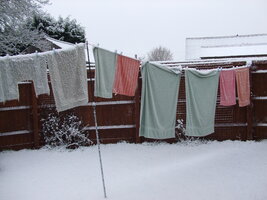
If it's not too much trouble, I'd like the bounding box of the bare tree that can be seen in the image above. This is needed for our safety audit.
[0,0,49,55]
[0,0,49,30]
[147,46,173,61]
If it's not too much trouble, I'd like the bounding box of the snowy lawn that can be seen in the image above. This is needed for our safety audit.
[1,140,267,200]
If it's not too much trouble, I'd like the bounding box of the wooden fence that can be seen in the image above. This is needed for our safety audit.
[1,59,267,150]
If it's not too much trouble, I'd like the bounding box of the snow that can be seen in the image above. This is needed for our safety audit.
[1,140,267,200]
[186,33,267,60]
[45,36,75,49]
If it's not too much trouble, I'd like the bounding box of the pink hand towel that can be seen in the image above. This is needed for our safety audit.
[113,55,140,96]
[235,67,250,107]
[219,69,236,106]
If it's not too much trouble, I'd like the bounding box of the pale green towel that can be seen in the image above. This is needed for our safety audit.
[139,62,181,139]
[185,69,219,137]
[93,47,117,98]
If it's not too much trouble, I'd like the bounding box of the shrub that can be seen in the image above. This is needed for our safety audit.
[41,111,92,149]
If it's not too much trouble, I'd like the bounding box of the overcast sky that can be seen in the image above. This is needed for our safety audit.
[44,0,267,60]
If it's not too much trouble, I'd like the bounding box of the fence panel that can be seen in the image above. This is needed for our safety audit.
[252,62,267,139]
[1,60,267,150]
[0,83,34,150]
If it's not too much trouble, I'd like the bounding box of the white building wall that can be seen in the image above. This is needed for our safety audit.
[186,33,267,60]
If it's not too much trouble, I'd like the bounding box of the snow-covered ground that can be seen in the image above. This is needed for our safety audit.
[1,140,267,200]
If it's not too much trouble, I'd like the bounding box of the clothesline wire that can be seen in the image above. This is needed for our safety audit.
[85,42,107,198]
[86,41,141,62]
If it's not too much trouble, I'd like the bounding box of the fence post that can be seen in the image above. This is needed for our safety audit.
[246,67,253,140]
[134,73,141,143]
[31,82,40,148]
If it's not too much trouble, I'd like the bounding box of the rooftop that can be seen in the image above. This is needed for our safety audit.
[185,33,267,60]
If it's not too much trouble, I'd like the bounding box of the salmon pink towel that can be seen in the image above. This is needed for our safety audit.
[219,70,236,106]
[235,67,250,107]
[113,55,140,96]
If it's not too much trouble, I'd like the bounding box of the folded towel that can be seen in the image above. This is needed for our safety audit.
[93,47,117,98]
[185,69,219,137]
[46,44,88,112]
[235,67,250,107]
[112,55,140,96]
[0,54,50,103]
[139,62,181,139]
[219,69,236,106]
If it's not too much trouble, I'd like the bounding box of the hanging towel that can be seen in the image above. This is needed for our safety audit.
[139,62,181,139]
[0,73,4,103]
[219,69,236,106]
[46,44,88,112]
[93,47,117,98]
[185,69,219,137]
[112,55,140,96]
[235,67,250,107]
[33,53,50,96]
[0,57,7,103]
[0,54,50,103]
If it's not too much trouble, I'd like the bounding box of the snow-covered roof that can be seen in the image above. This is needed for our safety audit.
[186,33,267,60]
[157,56,267,67]
[45,36,75,49]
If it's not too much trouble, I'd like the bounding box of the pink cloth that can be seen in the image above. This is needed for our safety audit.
[235,67,250,107]
[219,70,236,106]
[112,55,140,96]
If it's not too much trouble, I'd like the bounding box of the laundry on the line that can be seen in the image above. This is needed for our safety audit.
[219,69,236,106]
[93,47,117,98]
[47,43,88,112]
[0,41,253,138]
[185,68,220,137]
[139,62,181,139]
[113,54,140,96]
[235,67,250,107]
[0,53,50,103]
[93,47,140,98]
[0,43,88,112]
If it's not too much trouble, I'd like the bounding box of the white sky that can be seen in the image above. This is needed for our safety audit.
[44,0,267,60]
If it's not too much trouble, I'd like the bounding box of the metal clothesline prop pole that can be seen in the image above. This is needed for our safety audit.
[85,41,107,198]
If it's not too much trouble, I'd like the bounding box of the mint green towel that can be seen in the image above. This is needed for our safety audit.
[139,62,181,139]
[93,47,117,98]
[185,69,219,137]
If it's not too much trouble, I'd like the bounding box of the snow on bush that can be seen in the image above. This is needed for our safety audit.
[175,119,186,137]
[41,111,92,149]
[175,119,205,143]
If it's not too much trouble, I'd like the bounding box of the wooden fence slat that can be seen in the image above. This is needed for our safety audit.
[246,68,254,140]
[31,82,40,148]
[134,76,141,143]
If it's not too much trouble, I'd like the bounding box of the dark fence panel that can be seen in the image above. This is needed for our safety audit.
[251,62,267,139]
